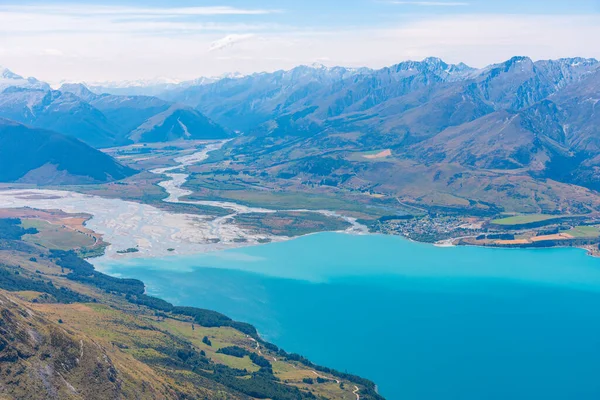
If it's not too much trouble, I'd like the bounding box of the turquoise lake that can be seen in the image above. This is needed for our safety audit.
[97,232,600,399]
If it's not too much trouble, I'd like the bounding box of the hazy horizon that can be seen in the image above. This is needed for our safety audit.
[0,0,599,83]
[3,55,599,88]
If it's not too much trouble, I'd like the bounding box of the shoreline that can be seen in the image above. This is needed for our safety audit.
[2,142,598,265]
[1,186,598,267]
[434,235,600,258]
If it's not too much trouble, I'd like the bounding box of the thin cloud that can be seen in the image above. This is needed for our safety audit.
[0,9,279,35]
[42,48,63,56]
[209,34,255,52]
[387,1,469,6]
[0,5,280,16]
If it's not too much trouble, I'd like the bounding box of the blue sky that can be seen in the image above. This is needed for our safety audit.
[0,1,598,82]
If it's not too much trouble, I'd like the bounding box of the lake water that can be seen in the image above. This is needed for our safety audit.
[97,232,600,400]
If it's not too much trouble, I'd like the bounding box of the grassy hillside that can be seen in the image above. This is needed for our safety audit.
[0,213,383,400]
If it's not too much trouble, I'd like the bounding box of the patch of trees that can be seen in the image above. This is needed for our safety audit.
[157,343,213,372]
[217,346,248,358]
[49,252,260,336]
[50,250,145,295]
[171,306,236,327]
[543,150,596,190]
[0,238,38,252]
[485,237,599,249]
[212,168,240,176]
[249,352,272,369]
[0,218,37,240]
[212,346,273,370]
[226,321,260,336]
[424,202,503,218]
[538,227,560,235]
[278,351,384,400]
[261,342,279,352]
[116,248,139,254]
[379,215,414,222]
[263,113,322,138]
[202,336,212,346]
[0,265,89,303]
[209,371,316,400]
[127,293,173,311]
[125,292,259,337]
[318,174,354,187]
[476,233,515,240]
[301,156,351,176]
[158,338,317,400]
[254,339,382,398]
[489,217,586,230]
[278,156,352,180]
[277,171,298,179]
[170,306,258,336]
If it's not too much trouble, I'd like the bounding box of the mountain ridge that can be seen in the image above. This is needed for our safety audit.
[0,118,136,184]
[0,71,229,148]
[3,56,600,212]
[149,56,600,214]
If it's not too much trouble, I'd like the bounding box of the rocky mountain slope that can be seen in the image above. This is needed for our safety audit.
[161,56,598,149]
[0,290,169,400]
[161,64,372,131]
[0,66,49,92]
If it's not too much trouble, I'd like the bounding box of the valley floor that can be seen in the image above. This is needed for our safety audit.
[0,141,371,262]
[3,140,600,262]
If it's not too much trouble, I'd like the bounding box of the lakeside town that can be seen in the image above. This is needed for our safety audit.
[374,213,600,256]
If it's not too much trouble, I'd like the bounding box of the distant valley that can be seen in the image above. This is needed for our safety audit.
[3,56,600,247]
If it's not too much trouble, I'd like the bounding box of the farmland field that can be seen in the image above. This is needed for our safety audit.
[565,226,600,238]
[491,214,564,226]
[21,219,97,250]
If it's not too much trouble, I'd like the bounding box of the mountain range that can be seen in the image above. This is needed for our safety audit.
[2,57,600,213]
[83,72,245,97]
[147,56,600,214]
[0,68,231,148]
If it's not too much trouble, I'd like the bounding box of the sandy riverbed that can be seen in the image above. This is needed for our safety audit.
[0,141,367,262]
[0,189,280,260]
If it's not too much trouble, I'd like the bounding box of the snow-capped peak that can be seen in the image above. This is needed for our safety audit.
[218,71,245,80]
[0,66,50,92]
[84,77,183,89]
[310,62,328,70]
[0,66,23,80]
